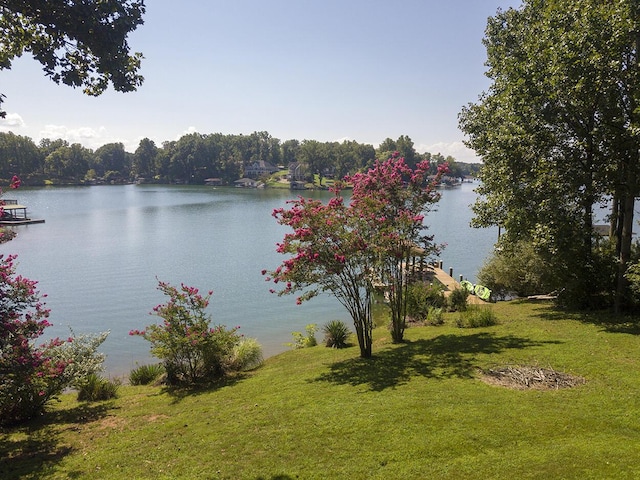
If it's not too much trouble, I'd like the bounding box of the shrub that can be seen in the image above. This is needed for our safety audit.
[406,281,446,321]
[230,338,263,371]
[478,240,554,299]
[425,306,444,326]
[0,254,108,426]
[77,374,120,401]
[322,320,350,348]
[129,363,165,385]
[49,329,110,390]
[456,306,498,328]
[447,287,469,312]
[130,280,256,385]
[287,324,318,349]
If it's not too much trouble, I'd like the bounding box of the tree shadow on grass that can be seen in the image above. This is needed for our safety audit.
[163,372,250,404]
[0,402,111,480]
[528,301,640,335]
[314,332,558,391]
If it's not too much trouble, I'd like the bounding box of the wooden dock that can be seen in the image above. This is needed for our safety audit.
[0,202,45,225]
[425,264,488,305]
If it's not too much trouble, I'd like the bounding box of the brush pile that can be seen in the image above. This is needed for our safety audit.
[480,365,585,390]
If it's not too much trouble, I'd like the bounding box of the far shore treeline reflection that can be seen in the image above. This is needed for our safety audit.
[0,131,480,186]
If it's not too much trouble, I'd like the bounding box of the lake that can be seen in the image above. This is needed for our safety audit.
[1,182,497,375]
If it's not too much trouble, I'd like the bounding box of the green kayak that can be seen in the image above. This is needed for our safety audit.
[474,284,491,301]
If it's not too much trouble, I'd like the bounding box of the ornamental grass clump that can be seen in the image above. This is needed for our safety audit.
[76,374,120,402]
[322,319,350,348]
[129,363,165,385]
[130,280,262,385]
[230,338,263,371]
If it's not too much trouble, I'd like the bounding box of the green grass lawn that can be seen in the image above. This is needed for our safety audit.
[2,300,640,479]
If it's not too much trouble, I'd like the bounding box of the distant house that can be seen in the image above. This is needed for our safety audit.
[288,162,306,182]
[244,160,278,179]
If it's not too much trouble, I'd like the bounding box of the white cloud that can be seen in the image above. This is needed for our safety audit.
[0,113,26,130]
[38,124,111,149]
[416,141,481,163]
[176,126,198,140]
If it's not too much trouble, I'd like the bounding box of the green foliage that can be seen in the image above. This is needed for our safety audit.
[0,0,145,116]
[49,329,110,390]
[76,374,120,402]
[129,364,165,386]
[425,306,444,326]
[447,287,469,312]
[287,324,318,349]
[478,241,554,299]
[322,320,351,348]
[406,281,445,321]
[230,338,264,371]
[459,0,640,311]
[455,306,498,328]
[130,280,258,385]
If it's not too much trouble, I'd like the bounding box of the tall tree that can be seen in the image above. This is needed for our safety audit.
[348,153,446,342]
[44,142,92,179]
[132,137,158,179]
[0,132,41,178]
[459,0,640,310]
[0,0,145,115]
[267,193,375,358]
[266,154,446,355]
[93,142,127,178]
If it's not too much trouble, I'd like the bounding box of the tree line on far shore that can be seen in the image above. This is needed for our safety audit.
[0,130,479,186]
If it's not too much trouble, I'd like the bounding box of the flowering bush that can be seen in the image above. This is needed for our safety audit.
[0,254,63,425]
[266,153,447,357]
[49,329,109,390]
[0,254,108,425]
[266,191,375,357]
[347,153,447,343]
[130,280,260,385]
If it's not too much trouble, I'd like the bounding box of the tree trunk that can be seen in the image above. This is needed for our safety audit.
[615,163,637,313]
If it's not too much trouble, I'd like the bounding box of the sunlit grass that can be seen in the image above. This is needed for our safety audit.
[2,300,640,479]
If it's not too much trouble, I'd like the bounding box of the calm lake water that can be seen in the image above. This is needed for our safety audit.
[1,182,497,375]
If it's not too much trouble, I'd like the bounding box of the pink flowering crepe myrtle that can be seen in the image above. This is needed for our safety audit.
[264,153,448,355]
[0,175,21,224]
[0,253,74,425]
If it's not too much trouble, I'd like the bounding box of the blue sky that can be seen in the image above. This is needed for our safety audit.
[0,0,521,162]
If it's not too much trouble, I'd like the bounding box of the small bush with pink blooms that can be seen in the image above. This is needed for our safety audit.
[130,280,262,385]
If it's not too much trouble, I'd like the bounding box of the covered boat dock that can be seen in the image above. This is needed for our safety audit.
[0,201,44,225]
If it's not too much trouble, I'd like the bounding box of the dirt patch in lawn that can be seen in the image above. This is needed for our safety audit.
[479,365,586,390]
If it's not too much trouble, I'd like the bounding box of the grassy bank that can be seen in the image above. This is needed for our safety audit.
[2,300,640,479]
